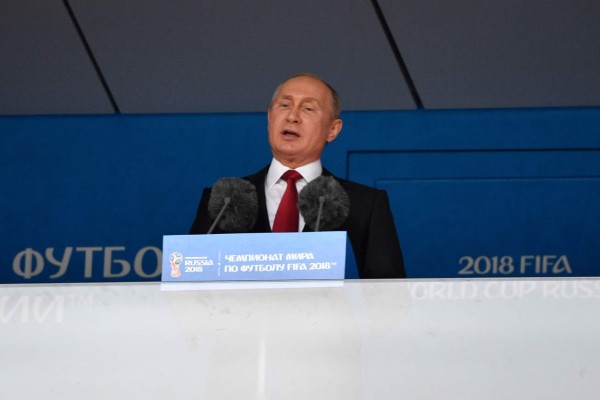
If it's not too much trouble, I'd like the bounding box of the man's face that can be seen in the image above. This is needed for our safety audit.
[268,76,342,169]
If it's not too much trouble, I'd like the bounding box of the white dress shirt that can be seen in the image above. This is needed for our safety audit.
[265,158,323,232]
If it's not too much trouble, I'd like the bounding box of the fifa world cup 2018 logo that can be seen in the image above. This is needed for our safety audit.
[170,252,183,278]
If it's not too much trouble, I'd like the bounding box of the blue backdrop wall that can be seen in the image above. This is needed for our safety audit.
[1,108,599,283]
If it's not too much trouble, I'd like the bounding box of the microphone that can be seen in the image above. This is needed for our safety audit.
[298,176,350,231]
[207,178,258,233]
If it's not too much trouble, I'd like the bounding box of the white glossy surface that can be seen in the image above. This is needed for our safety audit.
[2,279,599,399]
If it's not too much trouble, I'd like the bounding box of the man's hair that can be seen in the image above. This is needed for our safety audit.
[270,73,341,119]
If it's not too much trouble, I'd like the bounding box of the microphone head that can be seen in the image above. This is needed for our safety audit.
[208,178,258,232]
[298,176,350,231]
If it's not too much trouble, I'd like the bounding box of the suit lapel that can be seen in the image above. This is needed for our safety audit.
[244,166,271,233]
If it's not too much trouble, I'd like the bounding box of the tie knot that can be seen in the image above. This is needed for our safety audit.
[281,170,302,183]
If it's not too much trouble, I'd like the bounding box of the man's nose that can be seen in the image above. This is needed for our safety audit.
[286,107,300,123]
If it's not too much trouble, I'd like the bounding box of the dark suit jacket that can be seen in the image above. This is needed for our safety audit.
[190,166,405,278]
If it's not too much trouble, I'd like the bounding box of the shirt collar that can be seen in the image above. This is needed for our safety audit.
[266,158,323,189]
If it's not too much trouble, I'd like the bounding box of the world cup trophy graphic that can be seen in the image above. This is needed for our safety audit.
[169,252,183,278]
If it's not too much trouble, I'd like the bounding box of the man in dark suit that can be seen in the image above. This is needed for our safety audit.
[190,73,405,278]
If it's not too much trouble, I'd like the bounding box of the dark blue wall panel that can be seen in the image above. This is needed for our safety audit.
[349,150,600,278]
[1,108,599,282]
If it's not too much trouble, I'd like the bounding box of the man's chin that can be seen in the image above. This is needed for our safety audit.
[273,143,300,157]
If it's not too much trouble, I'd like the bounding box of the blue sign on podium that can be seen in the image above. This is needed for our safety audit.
[162,232,346,282]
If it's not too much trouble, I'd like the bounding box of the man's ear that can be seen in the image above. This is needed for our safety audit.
[326,118,343,143]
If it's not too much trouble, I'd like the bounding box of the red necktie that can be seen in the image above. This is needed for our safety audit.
[273,170,303,232]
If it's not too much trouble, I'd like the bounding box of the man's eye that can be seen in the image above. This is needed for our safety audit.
[279,103,289,108]
[304,107,314,112]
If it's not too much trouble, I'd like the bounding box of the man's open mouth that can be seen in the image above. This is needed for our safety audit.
[282,130,300,137]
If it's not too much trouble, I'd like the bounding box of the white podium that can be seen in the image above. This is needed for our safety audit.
[1,278,599,399]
